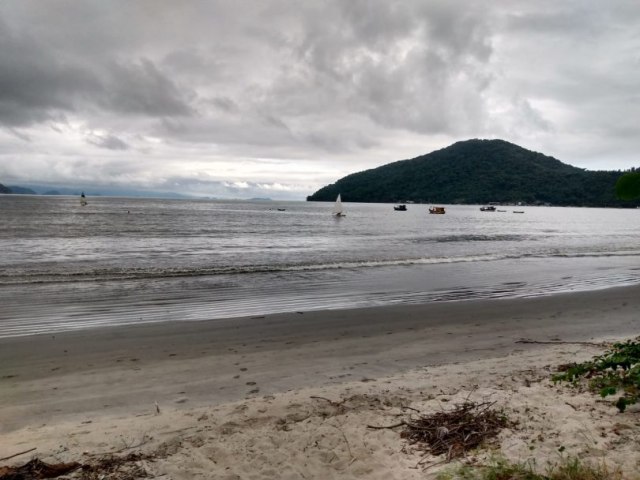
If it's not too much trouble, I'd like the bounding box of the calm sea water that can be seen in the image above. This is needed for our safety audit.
[1,195,640,337]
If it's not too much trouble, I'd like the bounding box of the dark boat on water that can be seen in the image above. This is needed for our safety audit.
[393,204,407,211]
[480,205,496,211]
[429,206,445,214]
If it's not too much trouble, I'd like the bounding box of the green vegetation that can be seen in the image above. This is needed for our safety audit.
[552,338,640,412]
[437,457,623,480]
[0,183,11,194]
[307,139,638,207]
[615,170,640,200]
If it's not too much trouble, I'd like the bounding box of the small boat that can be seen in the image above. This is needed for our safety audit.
[277,208,286,212]
[429,206,445,214]
[333,194,346,217]
[393,204,407,211]
[513,210,525,214]
[480,206,496,212]
[80,192,87,206]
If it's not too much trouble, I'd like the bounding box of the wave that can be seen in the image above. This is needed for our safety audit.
[3,249,640,285]
[3,268,640,339]
[432,234,531,243]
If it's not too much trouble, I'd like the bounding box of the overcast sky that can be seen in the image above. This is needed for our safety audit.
[1,1,639,199]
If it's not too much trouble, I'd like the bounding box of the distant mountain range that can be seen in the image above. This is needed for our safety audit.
[0,183,192,199]
[307,139,638,207]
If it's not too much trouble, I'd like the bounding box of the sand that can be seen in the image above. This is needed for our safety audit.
[1,285,640,478]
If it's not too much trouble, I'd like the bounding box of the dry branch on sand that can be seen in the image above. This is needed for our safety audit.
[0,452,154,480]
[0,458,81,479]
[399,401,511,463]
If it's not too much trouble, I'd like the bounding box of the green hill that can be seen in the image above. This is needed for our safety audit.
[307,139,637,207]
[0,183,11,194]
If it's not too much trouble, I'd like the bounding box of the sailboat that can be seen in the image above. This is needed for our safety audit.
[80,192,87,206]
[332,194,346,217]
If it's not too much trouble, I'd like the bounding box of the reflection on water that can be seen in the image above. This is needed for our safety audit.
[1,196,640,337]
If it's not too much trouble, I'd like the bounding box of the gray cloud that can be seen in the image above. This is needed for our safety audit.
[85,132,129,151]
[0,11,193,129]
[97,59,194,117]
[1,0,640,198]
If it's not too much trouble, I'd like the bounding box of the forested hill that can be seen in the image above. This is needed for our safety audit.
[307,139,637,207]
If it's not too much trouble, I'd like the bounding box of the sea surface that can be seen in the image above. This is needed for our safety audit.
[1,195,640,337]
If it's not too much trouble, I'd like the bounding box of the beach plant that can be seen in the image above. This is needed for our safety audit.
[615,171,640,201]
[436,456,623,480]
[552,338,640,412]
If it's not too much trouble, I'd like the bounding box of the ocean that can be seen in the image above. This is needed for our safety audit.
[1,195,640,337]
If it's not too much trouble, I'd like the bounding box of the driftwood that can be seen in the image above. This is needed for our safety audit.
[398,401,510,462]
[0,452,154,480]
[310,396,346,407]
[0,449,37,463]
[0,459,80,479]
[516,339,605,347]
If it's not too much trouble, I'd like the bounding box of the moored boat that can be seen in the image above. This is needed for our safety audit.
[393,204,407,211]
[429,206,445,214]
[480,205,496,211]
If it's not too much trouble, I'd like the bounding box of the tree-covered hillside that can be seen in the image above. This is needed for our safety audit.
[0,183,11,194]
[307,139,637,207]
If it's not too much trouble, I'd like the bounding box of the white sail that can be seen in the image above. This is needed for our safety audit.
[332,194,344,216]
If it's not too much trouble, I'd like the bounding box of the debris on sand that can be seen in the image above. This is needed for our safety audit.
[0,458,80,479]
[401,401,511,461]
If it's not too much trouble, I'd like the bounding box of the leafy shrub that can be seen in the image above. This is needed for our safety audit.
[552,338,640,412]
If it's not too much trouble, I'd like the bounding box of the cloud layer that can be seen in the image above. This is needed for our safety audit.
[1,1,639,199]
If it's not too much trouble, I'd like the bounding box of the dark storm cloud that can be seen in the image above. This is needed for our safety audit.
[0,18,97,126]
[97,59,194,117]
[0,13,193,129]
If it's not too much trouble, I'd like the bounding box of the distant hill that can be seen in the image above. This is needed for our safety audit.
[8,185,37,194]
[0,183,11,194]
[307,139,637,207]
[0,183,194,199]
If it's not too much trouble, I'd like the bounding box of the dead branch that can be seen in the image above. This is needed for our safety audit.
[366,421,406,430]
[516,339,605,347]
[565,401,579,411]
[399,401,511,461]
[310,396,346,407]
[0,447,37,462]
[0,459,80,479]
[401,405,421,413]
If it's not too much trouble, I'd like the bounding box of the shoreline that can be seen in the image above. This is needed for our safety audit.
[1,285,639,477]
[2,285,639,426]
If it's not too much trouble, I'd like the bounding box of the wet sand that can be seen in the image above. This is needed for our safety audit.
[1,285,638,434]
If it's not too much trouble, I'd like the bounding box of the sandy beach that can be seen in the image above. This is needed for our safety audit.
[1,286,640,478]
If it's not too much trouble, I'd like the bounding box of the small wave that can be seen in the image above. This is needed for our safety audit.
[3,249,640,286]
[521,250,640,260]
[0,254,509,285]
[433,234,529,243]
